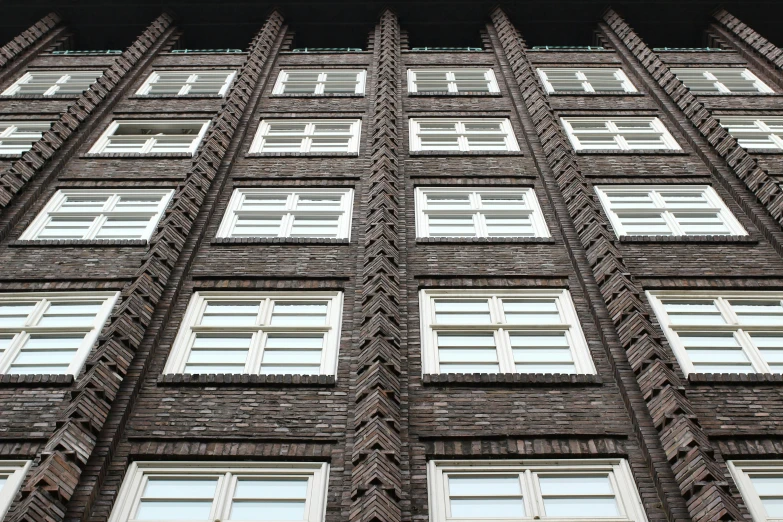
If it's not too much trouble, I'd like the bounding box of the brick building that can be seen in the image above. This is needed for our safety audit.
[0,2,781,521]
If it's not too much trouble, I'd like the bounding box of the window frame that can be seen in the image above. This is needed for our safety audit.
[669,68,774,94]
[135,70,237,97]
[418,288,595,375]
[88,120,211,156]
[272,69,367,95]
[646,290,783,376]
[594,185,747,237]
[0,121,52,155]
[560,117,681,151]
[537,68,637,94]
[728,460,783,522]
[0,292,119,375]
[249,119,362,155]
[1,70,103,97]
[414,187,550,238]
[428,459,649,522]
[719,117,783,151]
[108,461,329,522]
[406,68,500,94]
[216,188,354,239]
[20,189,175,241]
[163,291,344,376]
[0,461,31,520]
[409,118,520,152]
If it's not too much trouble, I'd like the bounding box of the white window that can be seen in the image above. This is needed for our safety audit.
[250,119,362,154]
[89,120,211,155]
[0,292,119,375]
[407,69,499,93]
[108,462,328,522]
[595,185,746,237]
[135,70,236,96]
[428,459,648,522]
[719,117,783,150]
[728,461,783,522]
[414,187,549,238]
[409,118,519,152]
[561,117,680,151]
[2,71,102,96]
[419,289,594,375]
[537,68,637,93]
[670,68,773,94]
[21,189,174,241]
[163,292,343,376]
[647,291,783,376]
[272,70,366,94]
[217,188,353,239]
[0,461,31,520]
[0,121,51,154]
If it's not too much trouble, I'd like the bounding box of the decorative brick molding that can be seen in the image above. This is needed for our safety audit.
[129,440,336,460]
[349,10,403,522]
[603,10,783,249]
[714,9,783,74]
[716,438,783,457]
[0,13,61,70]
[423,436,628,457]
[4,11,284,522]
[489,7,737,522]
[0,14,174,211]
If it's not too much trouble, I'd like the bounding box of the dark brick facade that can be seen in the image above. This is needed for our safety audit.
[0,5,781,522]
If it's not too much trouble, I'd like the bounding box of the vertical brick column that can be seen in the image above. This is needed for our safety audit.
[350,9,403,522]
[4,11,284,522]
[490,7,743,521]
[0,13,62,75]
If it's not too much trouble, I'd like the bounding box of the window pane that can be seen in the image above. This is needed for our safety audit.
[37,216,95,239]
[502,299,561,324]
[38,302,103,327]
[261,334,325,374]
[730,300,783,326]
[511,332,576,374]
[662,300,726,325]
[484,216,535,237]
[437,333,498,373]
[9,335,84,373]
[200,302,260,326]
[427,215,477,237]
[270,302,328,326]
[0,303,35,327]
[184,334,252,374]
[749,334,783,373]
[539,475,619,518]
[233,216,285,237]
[434,300,491,324]
[290,216,340,237]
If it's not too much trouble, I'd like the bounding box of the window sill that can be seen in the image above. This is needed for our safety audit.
[270,93,365,98]
[10,239,148,247]
[574,149,688,155]
[408,91,502,97]
[692,92,783,97]
[158,374,336,386]
[688,373,783,385]
[129,94,226,100]
[422,373,602,386]
[0,374,74,386]
[245,152,359,158]
[738,149,783,155]
[416,237,555,244]
[81,153,194,159]
[0,94,83,99]
[409,151,523,157]
[618,235,757,244]
[547,91,645,97]
[211,237,350,245]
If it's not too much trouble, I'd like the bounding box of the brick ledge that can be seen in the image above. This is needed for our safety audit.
[211,237,350,245]
[688,373,783,385]
[158,374,336,386]
[416,237,556,244]
[422,373,602,386]
[619,235,757,244]
[10,239,148,247]
[0,374,74,386]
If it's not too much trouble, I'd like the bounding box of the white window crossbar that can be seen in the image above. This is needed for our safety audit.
[0,292,119,375]
[419,289,595,375]
[670,68,773,94]
[410,118,519,152]
[415,187,550,238]
[428,459,649,522]
[647,291,783,376]
[21,189,174,241]
[217,188,354,239]
[108,462,329,522]
[2,71,102,96]
[89,120,211,155]
[561,117,680,151]
[728,461,783,522]
[537,68,637,93]
[719,117,783,151]
[407,69,499,93]
[595,185,747,237]
[0,121,52,154]
[136,70,236,96]
[273,70,366,94]
[164,292,344,376]
[250,119,362,154]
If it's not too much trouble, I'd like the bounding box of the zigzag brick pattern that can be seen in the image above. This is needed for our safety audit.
[0,13,173,209]
[0,13,61,70]
[714,9,783,71]
[490,7,744,521]
[603,10,783,235]
[350,9,403,522]
[4,11,284,522]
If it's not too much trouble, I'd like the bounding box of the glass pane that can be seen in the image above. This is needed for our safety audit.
[0,303,35,327]
[185,334,252,373]
[135,501,214,520]
[750,334,783,372]
[233,216,285,237]
[449,476,522,496]
[540,475,619,518]
[450,498,525,518]
[38,302,103,327]
[437,333,498,373]
[38,216,96,239]
[434,300,491,324]
[427,215,477,237]
[143,478,218,498]
[543,497,620,517]
[233,478,308,499]
[290,216,340,237]
[200,302,260,326]
[662,300,726,325]
[270,302,328,326]
[485,216,535,237]
[730,300,783,325]
[502,299,561,324]
[425,193,472,209]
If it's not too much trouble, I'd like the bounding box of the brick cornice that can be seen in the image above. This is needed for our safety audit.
[490,6,733,522]
[714,9,783,75]
[349,9,403,522]
[4,11,284,522]
[0,13,61,71]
